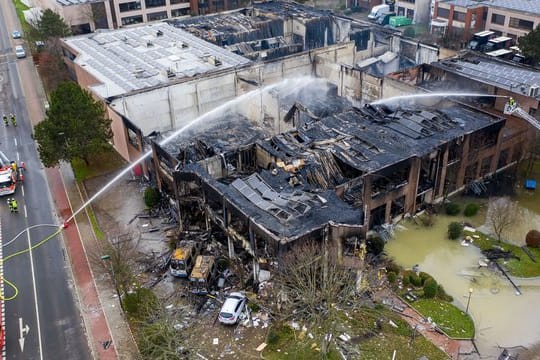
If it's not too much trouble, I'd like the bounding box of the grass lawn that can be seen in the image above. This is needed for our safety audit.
[464,229,540,277]
[263,307,448,359]
[411,299,474,339]
[71,146,127,182]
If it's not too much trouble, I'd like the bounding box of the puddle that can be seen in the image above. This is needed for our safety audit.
[386,211,540,358]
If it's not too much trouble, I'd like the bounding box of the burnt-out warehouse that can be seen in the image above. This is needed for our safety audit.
[148,80,525,265]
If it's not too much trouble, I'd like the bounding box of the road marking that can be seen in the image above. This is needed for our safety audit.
[16,153,19,161]
[18,317,29,352]
[21,185,24,197]
[23,205,27,219]
[14,139,17,147]
[26,228,44,360]
[0,218,5,360]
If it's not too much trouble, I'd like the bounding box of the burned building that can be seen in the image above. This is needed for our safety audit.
[150,82,513,260]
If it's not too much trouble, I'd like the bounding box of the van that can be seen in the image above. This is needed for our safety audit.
[15,45,25,59]
[189,255,216,294]
[368,4,390,20]
[169,240,200,277]
[467,31,495,51]
[483,36,513,53]
[485,49,514,60]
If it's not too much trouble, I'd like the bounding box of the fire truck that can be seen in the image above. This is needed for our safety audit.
[0,151,24,197]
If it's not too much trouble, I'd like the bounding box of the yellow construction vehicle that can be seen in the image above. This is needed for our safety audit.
[189,255,216,295]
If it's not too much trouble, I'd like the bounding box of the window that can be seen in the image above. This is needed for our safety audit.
[147,11,167,21]
[170,0,188,3]
[453,11,465,22]
[398,6,405,16]
[407,9,414,19]
[171,8,190,17]
[119,1,141,12]
[437,8,449,18]
[489,29,502,36]
[145,0,166,7]
[509,17,534,30]
[491,13,505,25]
[404,0,415,3]
[121,15,143,25]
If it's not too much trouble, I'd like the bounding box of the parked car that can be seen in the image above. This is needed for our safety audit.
[218,292,247,325]
[389,16,413,27]
[15,45,26,59]
[12,30,22,39]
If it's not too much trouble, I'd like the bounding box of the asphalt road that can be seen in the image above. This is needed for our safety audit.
[0,5,91,360]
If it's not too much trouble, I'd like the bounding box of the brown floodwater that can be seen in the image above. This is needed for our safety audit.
[386,206,540,358]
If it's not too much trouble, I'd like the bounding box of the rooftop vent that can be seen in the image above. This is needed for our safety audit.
[207,55,222,66]
[529,84,539,98]
[146,40,153,47]
[156,30,163,37]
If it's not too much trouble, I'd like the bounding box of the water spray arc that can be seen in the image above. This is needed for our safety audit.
[371,92,510,106]
[65,76,329,223]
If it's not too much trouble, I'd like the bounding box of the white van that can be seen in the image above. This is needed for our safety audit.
[368,4,390,20]
[15,45,26,59]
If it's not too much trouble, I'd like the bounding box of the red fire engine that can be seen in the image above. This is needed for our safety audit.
[0,151,24,197]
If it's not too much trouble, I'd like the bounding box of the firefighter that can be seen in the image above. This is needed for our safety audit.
[3,114,7,126]
[10,161,17,173]
[509,97,516,107]
[10,113,16,127]
[11,198,18,213]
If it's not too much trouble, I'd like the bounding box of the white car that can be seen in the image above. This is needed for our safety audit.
[15,45,26,59]
[218,292,246,325]
[12,30,22,39]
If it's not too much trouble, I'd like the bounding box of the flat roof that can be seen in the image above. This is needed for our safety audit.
[56,0,103,4]
[63,22,251,98]
[432,54,540,98]
[489,36,512,43]
[486,49,513,57]
[438,0,540,15]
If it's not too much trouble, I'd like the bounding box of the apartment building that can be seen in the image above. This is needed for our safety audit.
[29,0,243,32]
[433,0,540,41]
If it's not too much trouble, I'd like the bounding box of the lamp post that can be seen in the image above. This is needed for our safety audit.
[101,255,124,311]
[465,288,473,314]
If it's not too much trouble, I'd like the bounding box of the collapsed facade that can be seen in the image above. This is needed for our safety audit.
[149,82,529,263]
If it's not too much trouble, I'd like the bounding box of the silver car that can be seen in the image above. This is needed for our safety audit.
[218,292,246,325]
[15,45,26,59]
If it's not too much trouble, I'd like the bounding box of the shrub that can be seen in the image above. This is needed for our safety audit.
[526,230,540,248]
[418,213,435,227]
[445,202,461,216]
[143,186,161,208]
[419,272,433,285]
[437,284,453,302]
[409,273,422,287]
[423,278,438,298]
[448,222,464,240]
[402,273,410,286]
[387,271,397,283]
[464,203,479,217]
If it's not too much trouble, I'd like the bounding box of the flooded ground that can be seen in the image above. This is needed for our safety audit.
[386,195,540,358]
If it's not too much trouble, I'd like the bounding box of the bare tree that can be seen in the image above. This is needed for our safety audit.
[273,241,360,354]
[486,197,519,241]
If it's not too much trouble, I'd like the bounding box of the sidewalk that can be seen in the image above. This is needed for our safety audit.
[50,165,140,360]
[3,2,139,357]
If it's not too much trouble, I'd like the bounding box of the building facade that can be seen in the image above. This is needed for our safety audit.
[433,0,540,41]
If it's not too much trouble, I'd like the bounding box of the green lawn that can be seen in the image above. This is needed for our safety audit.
[71,146,127,182]
[464,229,540,277]
[263,307,448,359]
[411,299,474,339]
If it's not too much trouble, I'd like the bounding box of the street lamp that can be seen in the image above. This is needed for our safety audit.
[101,254,124,311]
[465,288,473,314]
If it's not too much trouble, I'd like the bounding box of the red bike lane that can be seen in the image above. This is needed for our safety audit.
[45,167,116,360]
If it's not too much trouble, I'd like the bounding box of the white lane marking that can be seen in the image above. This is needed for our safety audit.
[21,185,24,197]
[26,228,44,360]
[16,153,19,161]
[0,218,5,360]
[14,139,17,147]
[18,317,30,351]
[24,205,27,218]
